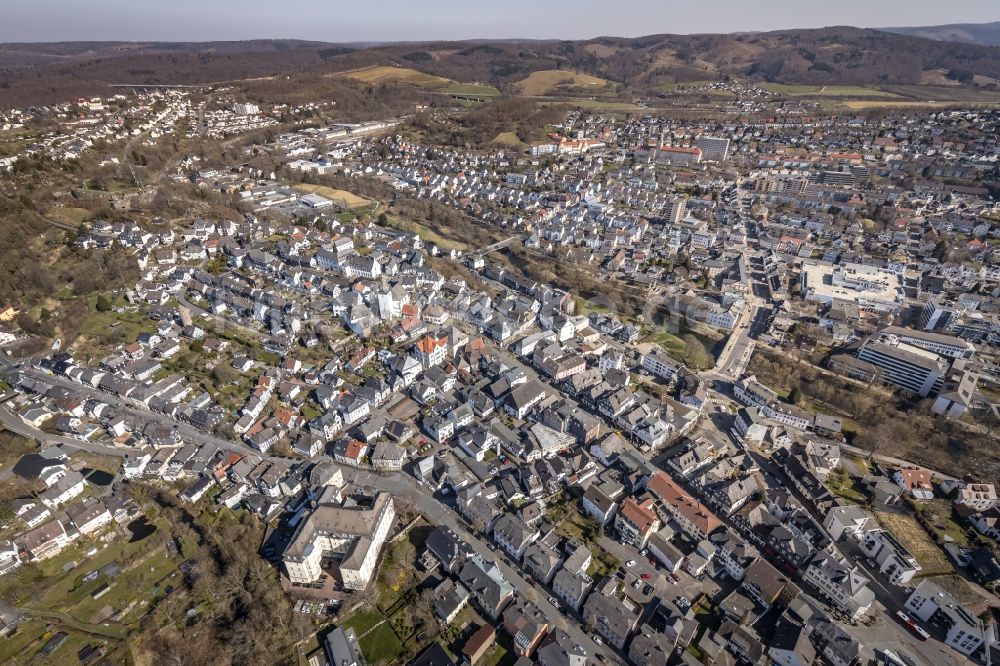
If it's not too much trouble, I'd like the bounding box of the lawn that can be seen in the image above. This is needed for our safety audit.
[381,214,470,252]
[762,83,899,98]
[875,511,954,576]
[79,300,151,348]
[47,207,92,226]
[825,469,866,504]
[539,98,646,111]
[344,609,384,636]
[655,80,718,92]
[917,500,974,548]
[344,610,406,665]
[516,70,613,96]
[648,331,687,357]
[359,622,406,665]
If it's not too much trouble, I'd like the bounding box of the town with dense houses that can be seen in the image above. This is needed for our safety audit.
[3,23,1000,666]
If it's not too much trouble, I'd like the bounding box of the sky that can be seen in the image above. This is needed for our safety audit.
[3,0,1000,43]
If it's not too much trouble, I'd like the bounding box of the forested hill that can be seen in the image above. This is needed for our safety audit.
[2,25,1000,106]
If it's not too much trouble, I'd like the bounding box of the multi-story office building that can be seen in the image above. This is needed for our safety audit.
[857,338,946,397]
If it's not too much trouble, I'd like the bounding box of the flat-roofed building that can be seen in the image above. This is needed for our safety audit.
[905,579,985,656]
[800,261,902,314]
[857,338,946,397]
[859,528,920,585]
[878,326,975,360]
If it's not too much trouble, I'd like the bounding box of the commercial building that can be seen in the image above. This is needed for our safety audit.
[802,554,874,621]
[800,261,902,314]
[857,339,946,397]
[878,326,975,360]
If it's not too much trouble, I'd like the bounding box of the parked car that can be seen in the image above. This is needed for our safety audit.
[626,559,636,567]
[641,573,652,580]
[593,636,603,646]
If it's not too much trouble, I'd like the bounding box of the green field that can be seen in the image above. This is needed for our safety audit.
[516,69,613,96]
[538,98,646,111]
[343,610,406,665]
[490,131,527,150]
[648,331,688,357]
[439,82,501,97]
[762,83,901,98]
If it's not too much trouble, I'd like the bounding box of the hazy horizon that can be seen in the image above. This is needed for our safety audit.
[3,0,1000,43]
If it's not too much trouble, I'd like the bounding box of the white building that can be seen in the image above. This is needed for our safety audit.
[858,529,920,585]
[905,580,984,656]
[283,493,395,590]
[823,505,872,541]
[803,553,874,621]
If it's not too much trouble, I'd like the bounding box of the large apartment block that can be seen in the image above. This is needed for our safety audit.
[283,493,395,590]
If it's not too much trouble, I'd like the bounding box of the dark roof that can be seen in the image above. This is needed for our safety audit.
[409,642,456,666]
[11,454,62,481]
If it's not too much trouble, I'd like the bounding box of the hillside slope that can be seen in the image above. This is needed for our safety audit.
[2,27,999,107]
[882,21,1000,47]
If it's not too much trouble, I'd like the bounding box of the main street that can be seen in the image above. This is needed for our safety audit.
[689,396,969,666]
[343,467,626,665]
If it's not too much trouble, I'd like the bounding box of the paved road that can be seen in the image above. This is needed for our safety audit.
[342,467,625,665]
[0,405,138,459]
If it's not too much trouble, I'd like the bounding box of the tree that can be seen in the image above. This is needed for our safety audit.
[95,294,113,312]
[787,386,801,404]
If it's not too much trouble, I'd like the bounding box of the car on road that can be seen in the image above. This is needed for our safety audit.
[548,596,558,606]
[669,574,681,584]
[625,559,636,567]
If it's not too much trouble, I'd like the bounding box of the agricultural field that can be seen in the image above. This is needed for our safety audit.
[438,81,501,97]
[875,511,954,576]
[516,70,614,96]
[337,65,450,88]
[762,83,902,98]
[336,66,500,98]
